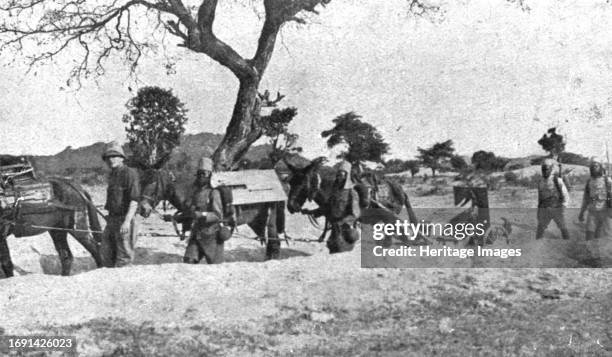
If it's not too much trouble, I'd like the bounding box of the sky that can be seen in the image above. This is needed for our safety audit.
[1,0,612,161]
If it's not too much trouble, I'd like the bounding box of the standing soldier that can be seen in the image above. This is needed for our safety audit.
[536,158,570,240]
[183,157,225,264]
[301,161,361,254]
[578,160,612,240]
[101,142,140,267]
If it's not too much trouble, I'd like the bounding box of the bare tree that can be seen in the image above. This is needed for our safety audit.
[0,1,523,169]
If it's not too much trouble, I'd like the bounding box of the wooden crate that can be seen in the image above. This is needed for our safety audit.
[211,169,286,205]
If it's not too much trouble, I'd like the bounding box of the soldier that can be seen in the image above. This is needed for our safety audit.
[536,158,570,240]
[101,142,140,267]
[301,160,361,254]
[183,157,225,264]
[578,160,612,240]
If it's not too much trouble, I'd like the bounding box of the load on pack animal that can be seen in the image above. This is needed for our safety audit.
[0,155,103,278]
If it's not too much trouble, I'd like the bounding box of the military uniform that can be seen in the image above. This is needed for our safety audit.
[183,158,225,264]
[309,161,361,254]
[581,175,612,239]
[100,143,141,267]
[536,160,570,240]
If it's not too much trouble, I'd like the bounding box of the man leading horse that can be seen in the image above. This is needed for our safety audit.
[182,157,229,264]
[300,160,361,254]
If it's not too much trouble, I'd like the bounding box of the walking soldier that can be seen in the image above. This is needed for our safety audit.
[301,160,361,254]
[536,158,570,240]
[183,157,226,264]
[578,160,612,240]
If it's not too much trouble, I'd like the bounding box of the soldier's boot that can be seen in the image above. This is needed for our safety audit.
[561,229,570,241]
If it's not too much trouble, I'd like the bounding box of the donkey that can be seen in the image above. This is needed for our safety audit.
[138,169,286,262]
[0,156,103,278]
[284,157,421,244]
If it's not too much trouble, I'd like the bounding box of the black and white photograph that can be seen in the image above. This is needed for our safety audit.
[0,0,611,355]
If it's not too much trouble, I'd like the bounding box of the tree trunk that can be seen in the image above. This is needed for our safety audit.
[431,168,436,177]
[212,78,263,170]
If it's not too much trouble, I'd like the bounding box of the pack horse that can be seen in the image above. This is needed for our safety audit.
[0,156,103,278]
[139,168,288,261]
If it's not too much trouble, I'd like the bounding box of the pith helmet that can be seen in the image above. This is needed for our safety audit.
[102,141,126,160]
[336,160,352,174]
[197,157,214,172]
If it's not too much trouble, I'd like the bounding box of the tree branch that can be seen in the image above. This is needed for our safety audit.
[177,0,254,80]
[0,0,196,84]
[250,0,330,77]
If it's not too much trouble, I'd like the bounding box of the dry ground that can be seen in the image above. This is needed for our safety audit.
[0,184,611,356]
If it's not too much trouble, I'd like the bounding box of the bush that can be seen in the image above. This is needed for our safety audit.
[471,150,508,172]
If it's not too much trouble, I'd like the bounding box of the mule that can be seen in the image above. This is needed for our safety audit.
[139,169,286,263]
[284,157,420,244]
[0,156,102,278]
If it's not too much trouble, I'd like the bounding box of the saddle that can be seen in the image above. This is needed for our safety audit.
[0,162,54,219]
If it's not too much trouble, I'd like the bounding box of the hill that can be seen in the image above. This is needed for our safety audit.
[28,132,273,176]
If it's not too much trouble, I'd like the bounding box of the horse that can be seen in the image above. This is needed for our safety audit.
[283,157,420,244]
[0,156,103,278]
[138,168,286,263]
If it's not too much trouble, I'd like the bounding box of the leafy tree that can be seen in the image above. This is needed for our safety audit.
[261,107,302,165]
[404,160,420,177]
[321,112,389,166]
[450,155,468,171]
[122,86,188,169]
[537,127,565,161]
[471,150,508,172]
[417,140,455,177]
